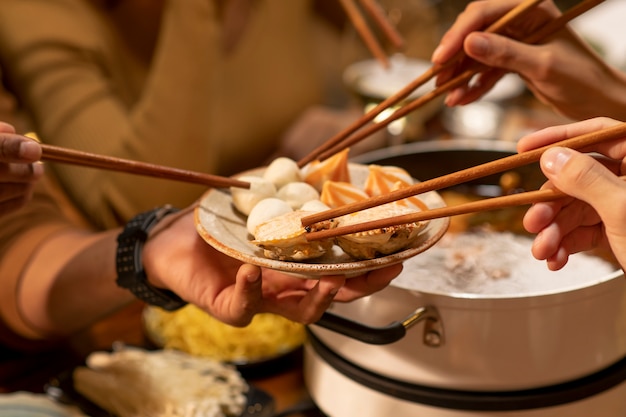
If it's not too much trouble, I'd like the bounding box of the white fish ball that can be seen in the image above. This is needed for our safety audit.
[263,157,302,189]
[246,198,293,236]
[277,182,320,210]
[300,199,331,212]
[230,175,276,216]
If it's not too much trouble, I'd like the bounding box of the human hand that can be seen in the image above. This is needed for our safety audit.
[519,117,626,271]
[431,0,626,121]
[0,121,43,216]
[143,208,401,326]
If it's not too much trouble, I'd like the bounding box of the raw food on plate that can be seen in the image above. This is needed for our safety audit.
[232,151,430,261]
[73,345,248,417]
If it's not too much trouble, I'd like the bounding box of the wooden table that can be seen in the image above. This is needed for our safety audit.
[0,301,320,416]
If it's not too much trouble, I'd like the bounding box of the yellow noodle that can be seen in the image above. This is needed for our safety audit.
[144,305,306,363]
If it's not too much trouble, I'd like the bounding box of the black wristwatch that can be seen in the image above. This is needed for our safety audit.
[115,205,188,311]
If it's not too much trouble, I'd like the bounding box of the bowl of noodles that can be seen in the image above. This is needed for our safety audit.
[142,305,306,377]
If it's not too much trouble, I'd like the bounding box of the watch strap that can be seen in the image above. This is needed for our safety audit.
[116,206,187,311]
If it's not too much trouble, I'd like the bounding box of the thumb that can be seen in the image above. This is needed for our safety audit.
[540,147,622,212]
[464,32,542,76]
[0,122,16,134]
[541,146,626,271]
[229,263,263,326]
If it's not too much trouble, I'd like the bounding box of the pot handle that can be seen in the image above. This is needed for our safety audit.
[314,305,444,346]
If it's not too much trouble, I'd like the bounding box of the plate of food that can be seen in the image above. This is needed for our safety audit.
[45,345,276,417]
[194,151,449,277]
[0,392,88,417]
[142,304,306,378]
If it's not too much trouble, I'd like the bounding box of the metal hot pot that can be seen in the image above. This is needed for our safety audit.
[305,139,626,416]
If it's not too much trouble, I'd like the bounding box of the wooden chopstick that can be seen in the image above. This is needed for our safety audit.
[306,186,557,241]
[340,0,390,68]
[301,121,626,228]
[358,0,405,50]
[305,174,626,241]
[297,0,544,168]
[40,144,251,189]
[298,0,604,168]
[311,0,605,164]
[308,63,481,166]
[522,0,604,44]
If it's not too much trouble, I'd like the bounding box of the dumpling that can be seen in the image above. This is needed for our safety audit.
[302,148,351,192]
[320,180,369,209]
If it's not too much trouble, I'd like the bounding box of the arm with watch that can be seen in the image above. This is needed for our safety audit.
[0,192,401,348]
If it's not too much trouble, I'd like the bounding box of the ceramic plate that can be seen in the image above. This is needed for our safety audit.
[0,392,87,417]
[194,164,449,277]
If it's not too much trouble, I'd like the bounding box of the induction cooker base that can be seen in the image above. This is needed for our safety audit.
[303,333,626,417]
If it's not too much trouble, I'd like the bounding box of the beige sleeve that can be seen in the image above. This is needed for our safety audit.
[0,0,223,228]
[0,175,133,348]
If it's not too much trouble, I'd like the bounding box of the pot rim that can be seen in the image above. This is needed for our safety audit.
[390,269,624,304]
[354,138,624,302]
[351,137,521,166]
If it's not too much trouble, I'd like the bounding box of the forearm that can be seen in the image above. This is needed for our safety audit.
[577,62,626,121]
[15,228,134,340]
[536,30,626,121]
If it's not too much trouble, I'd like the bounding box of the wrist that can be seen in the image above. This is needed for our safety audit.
[116,206,188,311]
[606,69,626,121]
[142,240,166,290]
[142,205,195,289]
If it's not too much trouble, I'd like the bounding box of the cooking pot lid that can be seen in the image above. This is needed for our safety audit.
[393,229,619,298]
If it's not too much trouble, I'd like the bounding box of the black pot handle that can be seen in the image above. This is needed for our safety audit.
[314,305,444,346]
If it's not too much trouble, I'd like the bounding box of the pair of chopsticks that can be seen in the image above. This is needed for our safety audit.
[298,0,605,168]
[40,143,250,189]
[304,122,626,241]
[339,0,405,69]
